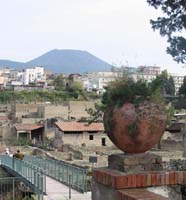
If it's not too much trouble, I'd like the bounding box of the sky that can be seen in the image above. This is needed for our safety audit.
[0,0,185,74]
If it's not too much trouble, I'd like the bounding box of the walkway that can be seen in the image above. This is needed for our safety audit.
[45,176,91,200]
[0,155,91,200]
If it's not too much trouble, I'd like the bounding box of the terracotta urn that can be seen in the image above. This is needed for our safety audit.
[104,101,167,153]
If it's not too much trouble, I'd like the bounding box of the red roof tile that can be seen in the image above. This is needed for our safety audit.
[15,124,44,131]
[55,121,104,132]
[0,116,8,121]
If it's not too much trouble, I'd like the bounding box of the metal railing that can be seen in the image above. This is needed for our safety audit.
[0,176,34,200]
[25,155,91,193]
[0,155,45,200]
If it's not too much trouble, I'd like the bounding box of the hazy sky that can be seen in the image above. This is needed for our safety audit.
[0,0,184,74]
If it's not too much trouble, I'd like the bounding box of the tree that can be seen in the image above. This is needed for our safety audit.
[167,76,175,96]
[53,74,66,90]
[150,70,175,96]
[69,81,87,99]
[147,0,186,63]
[179,76,186,97]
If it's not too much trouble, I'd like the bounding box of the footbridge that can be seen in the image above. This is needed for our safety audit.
[0,155,91,200]
[0,155,45,199]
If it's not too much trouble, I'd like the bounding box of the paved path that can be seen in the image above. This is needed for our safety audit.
[44,176,91,200]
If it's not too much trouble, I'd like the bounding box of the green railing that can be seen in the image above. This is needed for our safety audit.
[0,155,45,200]
[25,155,91,193]
[0,176,35,200]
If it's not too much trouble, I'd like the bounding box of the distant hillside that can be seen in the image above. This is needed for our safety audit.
[0,60,24,68]
[26,49,111,73]
[0,49,111,73]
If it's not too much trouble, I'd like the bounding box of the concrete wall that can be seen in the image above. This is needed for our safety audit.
[92,180,118,200]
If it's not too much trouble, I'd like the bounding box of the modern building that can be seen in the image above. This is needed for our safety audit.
[23,66,46,85]
[82,72,121,94]
[137,66,161,75]
[82,66,161,93]
[171,74,184,94]
[136,66,161,83]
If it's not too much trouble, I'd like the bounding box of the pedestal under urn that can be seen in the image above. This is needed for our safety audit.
[104,101,167,153]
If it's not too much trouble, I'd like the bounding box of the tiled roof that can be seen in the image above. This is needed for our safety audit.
[15,124,44,131]
[0,116,8,121]
[55,121,104,132]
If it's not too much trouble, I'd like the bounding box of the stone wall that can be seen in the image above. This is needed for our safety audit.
[0,126,13,140]
[69,101,95,120]
[38,104,69,119]
[37,101,96,120]
[13,101,97,121]
[161,140,183,151]
[61,131,113,147]
[21,118,43,124]
[13,103,41,119]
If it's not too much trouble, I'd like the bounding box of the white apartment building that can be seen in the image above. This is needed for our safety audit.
[138,66,161,75]
[23,67,46,85]
[171,74,184,95]
[82,67,161,94]
[137,66,161,83]
[82,72,121,94]
[0,68,17,87]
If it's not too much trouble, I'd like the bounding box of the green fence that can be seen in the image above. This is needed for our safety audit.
[0,155,45,200]
[0,176,35,200]
[25,155,90,193]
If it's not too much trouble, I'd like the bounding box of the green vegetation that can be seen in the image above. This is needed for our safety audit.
[87,74,175,124]
[0,89,88,104]
[102,75,162,108]
[150,70,175,96]
[127,122,138,136]
[53,74,66,90]
[179,76,186,97]
[147,0,186,63]
[7,138,32,146]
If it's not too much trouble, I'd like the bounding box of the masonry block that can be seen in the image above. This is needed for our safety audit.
[108,153,163,173]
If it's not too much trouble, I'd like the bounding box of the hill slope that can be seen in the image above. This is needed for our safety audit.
[0,60,24,68]
[27,49,111,73]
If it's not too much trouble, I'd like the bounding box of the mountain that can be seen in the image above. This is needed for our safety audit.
[26,49,111,73]
[0,50,111,73]
[0,60,24,68]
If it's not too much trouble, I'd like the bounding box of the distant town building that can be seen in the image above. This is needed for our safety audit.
[82,71,121,94]
[23,66,46,85]
[171,74,184,94]
[82,66,161,93]
[137,66,161,75]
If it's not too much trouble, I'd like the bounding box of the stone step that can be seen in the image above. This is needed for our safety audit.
[117,188,168,200]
